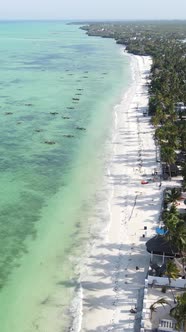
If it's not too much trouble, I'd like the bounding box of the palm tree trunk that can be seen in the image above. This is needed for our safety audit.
[170,286,176,304]
[168,164,171,180]
[181,255,186,278]
[168,278,176,303]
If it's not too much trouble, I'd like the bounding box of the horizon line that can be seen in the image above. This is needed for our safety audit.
[0,18,186,22]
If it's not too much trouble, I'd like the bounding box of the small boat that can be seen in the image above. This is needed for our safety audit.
[35,129,43,132]
[63,134,74,138]
[44,141,56,145]
[76,127,86,131]
[5,112,13,115]
[141,180,149,185]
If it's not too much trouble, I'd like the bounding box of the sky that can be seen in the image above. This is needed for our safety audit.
[0,0,186,20]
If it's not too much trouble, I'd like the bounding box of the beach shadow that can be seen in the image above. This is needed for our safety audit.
[87,321,134,332]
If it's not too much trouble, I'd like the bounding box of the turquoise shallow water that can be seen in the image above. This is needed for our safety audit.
[0,21,131,331]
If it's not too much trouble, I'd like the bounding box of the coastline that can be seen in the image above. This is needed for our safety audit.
[0,25,133,332]
[76,54,163,331]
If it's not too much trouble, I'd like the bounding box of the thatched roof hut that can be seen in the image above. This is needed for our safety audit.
[146,235,179,257]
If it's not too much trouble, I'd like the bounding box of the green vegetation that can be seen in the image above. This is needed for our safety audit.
[81,22,186,172]
[170,292,186,332]
[165,260,180,285]
[164,188,181,205]
[150,292,186,331]
[149,297,170,320]
[162,194,186,264]
[80,20,186,259]
[79,21,186,328]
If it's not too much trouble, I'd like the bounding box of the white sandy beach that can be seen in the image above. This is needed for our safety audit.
[80,54,163,332]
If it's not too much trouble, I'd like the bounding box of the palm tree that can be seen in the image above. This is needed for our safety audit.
[170,292,186,332]
[165,260,180,285]
[165,188,181,204]
[150,298,170,320]
[175,222,186,248]
[162,203,179,220]
[161,145,176,179]
[178,122,186,151]
[164,210,180,242]
[167,109,177,123]
[156,122,178,148]
[165,260,180,303]
[173,222,186,274]
[152,107,167,126]
[169,203,179,215]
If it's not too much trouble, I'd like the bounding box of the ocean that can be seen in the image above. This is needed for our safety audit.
[0,21,131,331]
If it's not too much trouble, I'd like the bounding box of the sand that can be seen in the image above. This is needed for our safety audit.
[79,54,164,332]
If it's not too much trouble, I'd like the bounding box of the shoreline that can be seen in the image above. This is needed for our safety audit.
[77,54,163,331]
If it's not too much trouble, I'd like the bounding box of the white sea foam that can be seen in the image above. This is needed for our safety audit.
[68,52,137,332]
[69,282,83,332]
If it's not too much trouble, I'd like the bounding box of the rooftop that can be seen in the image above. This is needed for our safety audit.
[146,235,179,257]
